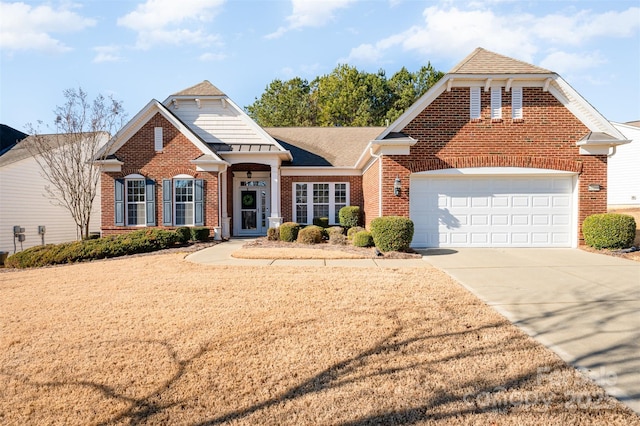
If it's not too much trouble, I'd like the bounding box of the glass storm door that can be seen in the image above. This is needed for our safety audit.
[238,180,269,235]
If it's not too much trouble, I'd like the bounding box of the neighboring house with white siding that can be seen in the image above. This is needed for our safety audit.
[0,132,105,254]
[608,122,640,208]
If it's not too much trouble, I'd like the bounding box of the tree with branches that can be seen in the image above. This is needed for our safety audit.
[26,87,126,240]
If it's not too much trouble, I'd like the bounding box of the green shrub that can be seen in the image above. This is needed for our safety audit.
[297,225,324,244]
[5,229,180,268]
[339,206,361,228]
[175,227,191,243]
[370,216,414,252]
[583,213,636,249]
[313,217,330,228]
[347,226,366,240]
[190,227,210,242]
[279,222,300,242]
[352,230,374,247]
[267,227,279,241]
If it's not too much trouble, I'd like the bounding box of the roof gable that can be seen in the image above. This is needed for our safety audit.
[450,47,552,75]
[171,80,226,97]
[97,99,224,161]
[378,47,625,141]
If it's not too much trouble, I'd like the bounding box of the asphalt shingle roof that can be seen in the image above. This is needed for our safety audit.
[450,47,552,75]
[171,80,226,97]
[264,127,385,167]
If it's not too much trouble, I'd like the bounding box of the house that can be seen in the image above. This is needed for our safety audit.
[608,121,640,208]
[97,48,629,248]
[0,131,104,253]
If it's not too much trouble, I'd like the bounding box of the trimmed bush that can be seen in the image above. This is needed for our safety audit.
[279,222,301,242]
[370,216,414,252]
[313,217,330,228]
[175,227,191,243]
[297,225,324,244]
[5,229,180,268]
[347,226,366,240]
[267,227,279,241]
[190,227,210,242]
[339,206,361,229]
[583,213,636,249]
[329,233,348,245]
[352,230,374,247]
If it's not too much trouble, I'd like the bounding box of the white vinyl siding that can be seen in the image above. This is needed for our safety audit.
[491,87,502,119]
[293,182,350,225]
[470,87,481,120]
[512,87,523,119]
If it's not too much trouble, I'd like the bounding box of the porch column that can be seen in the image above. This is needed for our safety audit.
[268,162,283,228]
[220,170,230,238]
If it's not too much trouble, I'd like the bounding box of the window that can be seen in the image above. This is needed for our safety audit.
[512,87,523,119]
[470,87,481,120]
[162,176,204,226]
[294,182,350,224]
[174,179,194,226]
[491,87,502,120]
[114,175,155,227]
[126,179,146,226]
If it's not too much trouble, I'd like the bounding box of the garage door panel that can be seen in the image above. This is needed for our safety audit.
[410,174,574,248]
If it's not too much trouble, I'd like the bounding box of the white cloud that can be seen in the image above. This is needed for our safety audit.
[539,50,606,75]
[117,0,225,49]
[344,4,640,69]
[0,2,95,53]
[93,45,124,63]
[266,0,356,39]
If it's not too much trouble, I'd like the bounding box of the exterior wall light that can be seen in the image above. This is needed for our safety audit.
[394,176,402,196]
[588,183,601,192]
[247,171,252,179]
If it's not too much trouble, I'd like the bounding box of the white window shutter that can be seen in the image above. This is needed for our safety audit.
[154,127,163,152]
[491,87,502,119]
[512,87,523,119]
[470,87,481,119]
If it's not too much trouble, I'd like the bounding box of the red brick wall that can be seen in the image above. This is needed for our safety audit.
[383,86,605,242]
[280,175,363,223]
[101,112,219,235]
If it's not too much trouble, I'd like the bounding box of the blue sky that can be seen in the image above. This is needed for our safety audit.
[1,0,639,133]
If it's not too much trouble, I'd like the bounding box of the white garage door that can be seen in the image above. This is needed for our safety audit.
[410,171,575,248]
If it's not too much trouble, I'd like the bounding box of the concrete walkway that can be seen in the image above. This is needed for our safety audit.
[420,248,640,414]
[184,239,429,268]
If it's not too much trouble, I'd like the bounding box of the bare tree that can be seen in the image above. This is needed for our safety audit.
[26,87,126,240]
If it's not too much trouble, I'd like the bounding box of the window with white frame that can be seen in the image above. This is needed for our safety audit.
[294,182,350,224]
[126,178,146,226]
[491,87,502,120]
[512,87,523,119]
[174,178,194,226]
[470,87,481,120]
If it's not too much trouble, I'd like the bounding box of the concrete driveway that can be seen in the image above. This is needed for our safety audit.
[420,248,640,414]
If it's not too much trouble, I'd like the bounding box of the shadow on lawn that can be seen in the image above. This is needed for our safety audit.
[3,310,631,424]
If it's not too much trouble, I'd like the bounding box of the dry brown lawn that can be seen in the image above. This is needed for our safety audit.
[1,253,639,425]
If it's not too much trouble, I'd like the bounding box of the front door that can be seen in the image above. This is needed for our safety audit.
[235,175,270,236]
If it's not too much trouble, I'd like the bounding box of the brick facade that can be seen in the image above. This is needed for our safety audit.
[371,87,604,242]
[362,158,380,227]
[101,112,219,235]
